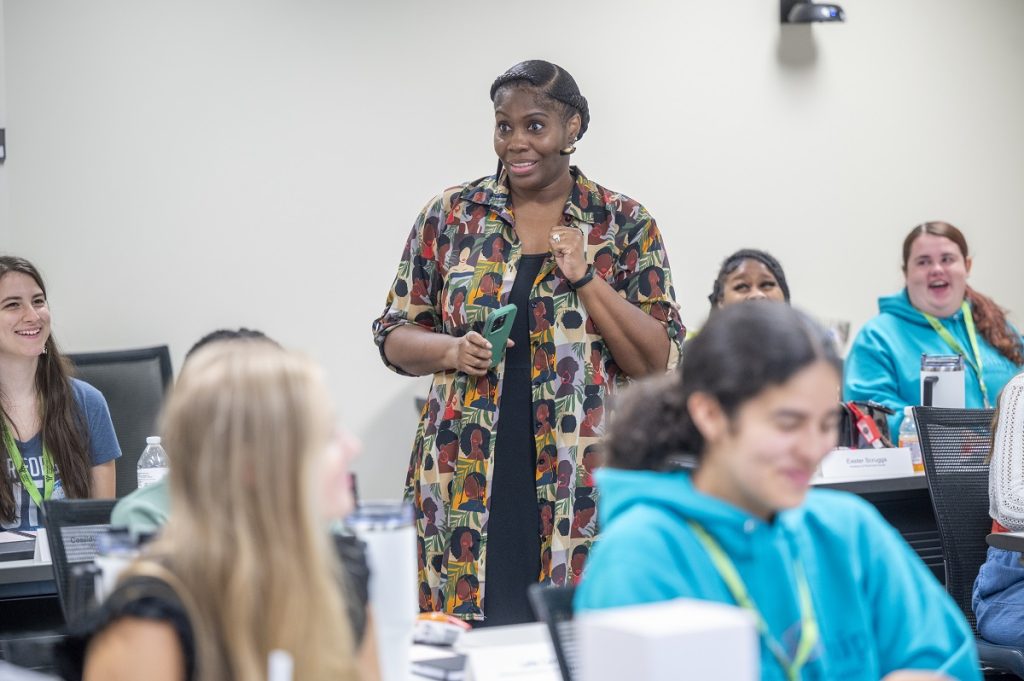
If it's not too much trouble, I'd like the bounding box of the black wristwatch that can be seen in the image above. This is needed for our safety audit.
[568,265,595,291]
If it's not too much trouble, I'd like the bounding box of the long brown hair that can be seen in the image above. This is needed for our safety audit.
[0,256,92,523]
[902,222,1024,366]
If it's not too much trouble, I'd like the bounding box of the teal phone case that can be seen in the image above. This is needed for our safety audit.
[482,304,518,368]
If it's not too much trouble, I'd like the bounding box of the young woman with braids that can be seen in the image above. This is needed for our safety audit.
[708,248,791,310]
[0,256,119,531]
[844,222,1024,440]
[373,60,684,625]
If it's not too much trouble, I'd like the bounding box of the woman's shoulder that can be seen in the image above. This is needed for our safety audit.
[106,575,189,619]
[574,170,650,221]
[795,489,894,542]
[58,573,195,680]
[68,377,107,407]
[849,295,927,350]
[77,616,187,681]
[1001,370,1024,395]
[422,175,502,215]
[68,377,118,436]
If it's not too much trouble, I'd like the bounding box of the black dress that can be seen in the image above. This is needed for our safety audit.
[479,253,546,626]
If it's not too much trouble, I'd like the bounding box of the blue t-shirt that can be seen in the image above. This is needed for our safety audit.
[3,379,121,531]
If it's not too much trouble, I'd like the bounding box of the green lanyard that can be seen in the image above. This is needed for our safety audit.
[1,424,55,509]
[920,300,991,408]
[689,521,819,681]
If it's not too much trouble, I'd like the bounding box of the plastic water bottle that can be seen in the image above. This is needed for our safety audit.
[137,436,169,488]
[898,407,924,474]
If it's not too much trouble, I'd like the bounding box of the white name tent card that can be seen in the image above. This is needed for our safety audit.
[577,598,758,681]
[459,623,560,681]
[816,447,916,482]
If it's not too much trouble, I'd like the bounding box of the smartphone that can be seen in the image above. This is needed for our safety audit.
[482,303,517,369]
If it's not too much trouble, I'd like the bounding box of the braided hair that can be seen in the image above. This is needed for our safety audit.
[708,249,791,309]
[489,60,590,140]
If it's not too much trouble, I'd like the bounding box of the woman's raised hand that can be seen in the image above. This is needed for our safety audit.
[549,226,587,283]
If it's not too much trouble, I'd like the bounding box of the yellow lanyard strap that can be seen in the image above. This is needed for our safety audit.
[2,424,55,509]
[921,300,990,408]
[689,521,819,681]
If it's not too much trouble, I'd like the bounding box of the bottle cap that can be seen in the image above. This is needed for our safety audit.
[903,406,913,417]
[146,436,162,445]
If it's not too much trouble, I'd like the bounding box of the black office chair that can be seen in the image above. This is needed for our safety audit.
[528,583,578,681]
[41,499,117,625]
[915,406,1024,678]
[69,346,173,498]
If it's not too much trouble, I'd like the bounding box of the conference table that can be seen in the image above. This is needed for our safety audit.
[0,556,55,600]
[409,622,559,681]
[0,551,58,634]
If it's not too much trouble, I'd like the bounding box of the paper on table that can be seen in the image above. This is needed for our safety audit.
[464,642,560,681]
[411,645,460,663]
[0,530,36,544]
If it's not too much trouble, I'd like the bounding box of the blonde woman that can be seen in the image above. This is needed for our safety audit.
[78,343,372,681]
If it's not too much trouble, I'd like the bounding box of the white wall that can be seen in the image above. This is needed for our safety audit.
[0,1,9,245]
[4,0,1024,497]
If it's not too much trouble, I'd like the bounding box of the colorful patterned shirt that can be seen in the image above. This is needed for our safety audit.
[372,168,684,620]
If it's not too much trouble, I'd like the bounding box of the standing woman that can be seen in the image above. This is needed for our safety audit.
[373,60,684,624]
[845,222,1023,440]
[0,256,119,531]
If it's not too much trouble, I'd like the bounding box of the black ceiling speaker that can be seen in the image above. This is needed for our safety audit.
[781,0,845,23]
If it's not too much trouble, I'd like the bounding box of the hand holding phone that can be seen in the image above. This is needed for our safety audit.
[482,304,518,369]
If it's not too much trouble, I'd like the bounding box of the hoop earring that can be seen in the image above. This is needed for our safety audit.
[559,138,577,156]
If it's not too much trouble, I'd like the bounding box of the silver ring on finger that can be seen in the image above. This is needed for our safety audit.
[552,233,561,243]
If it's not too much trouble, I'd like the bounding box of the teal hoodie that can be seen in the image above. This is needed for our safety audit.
[844,289,1022,440]
[575,468,980,681]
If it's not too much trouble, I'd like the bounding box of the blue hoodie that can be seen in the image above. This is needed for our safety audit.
[844,289,1022,440]
[575,468,980,681]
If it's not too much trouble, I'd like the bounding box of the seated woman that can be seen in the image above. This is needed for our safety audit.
[707,248,790,309]
[576,302,979,681]
[845,222,1023,440]
[974,370,1024,646]
[74,343,373,681]
[0,256,119,531]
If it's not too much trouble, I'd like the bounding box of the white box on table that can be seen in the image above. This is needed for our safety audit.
[577,598,758,681]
